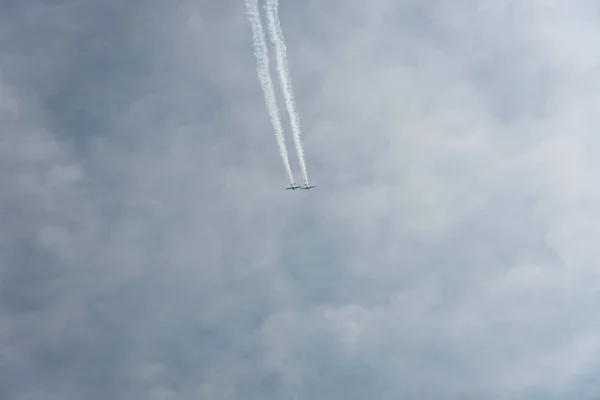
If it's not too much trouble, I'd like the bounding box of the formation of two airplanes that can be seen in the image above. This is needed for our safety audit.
[286,183,315,191]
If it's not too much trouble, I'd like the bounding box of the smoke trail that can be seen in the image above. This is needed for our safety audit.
[264,0,310,185]
[245,0,294,184]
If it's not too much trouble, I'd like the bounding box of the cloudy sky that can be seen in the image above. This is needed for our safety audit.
[2,0,600,399]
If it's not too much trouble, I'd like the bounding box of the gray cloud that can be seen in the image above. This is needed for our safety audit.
[2,0,600,399]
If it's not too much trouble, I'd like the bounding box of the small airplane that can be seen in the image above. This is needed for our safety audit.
[286,183,302,190]
[301,184,316,191]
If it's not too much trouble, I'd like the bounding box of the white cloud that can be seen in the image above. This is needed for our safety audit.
[2,0,600,399]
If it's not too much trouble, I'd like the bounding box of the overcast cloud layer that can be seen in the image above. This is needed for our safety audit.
[2,0,600,399]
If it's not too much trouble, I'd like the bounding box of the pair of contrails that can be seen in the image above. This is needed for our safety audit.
[244,0,315,192]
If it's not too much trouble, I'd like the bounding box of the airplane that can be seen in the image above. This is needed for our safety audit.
[301,184,316,191]
[286,183,302,190]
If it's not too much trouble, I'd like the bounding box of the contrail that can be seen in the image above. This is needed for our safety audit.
[264,0,309,185]
[244,0,294,184]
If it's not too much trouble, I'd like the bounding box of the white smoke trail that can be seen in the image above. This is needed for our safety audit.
[245,0,294,184]
[264,0,310,185]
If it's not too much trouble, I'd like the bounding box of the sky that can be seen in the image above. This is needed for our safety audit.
[1,0,600,399]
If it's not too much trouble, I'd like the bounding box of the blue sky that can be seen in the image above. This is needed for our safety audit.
[2,0,600,399]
